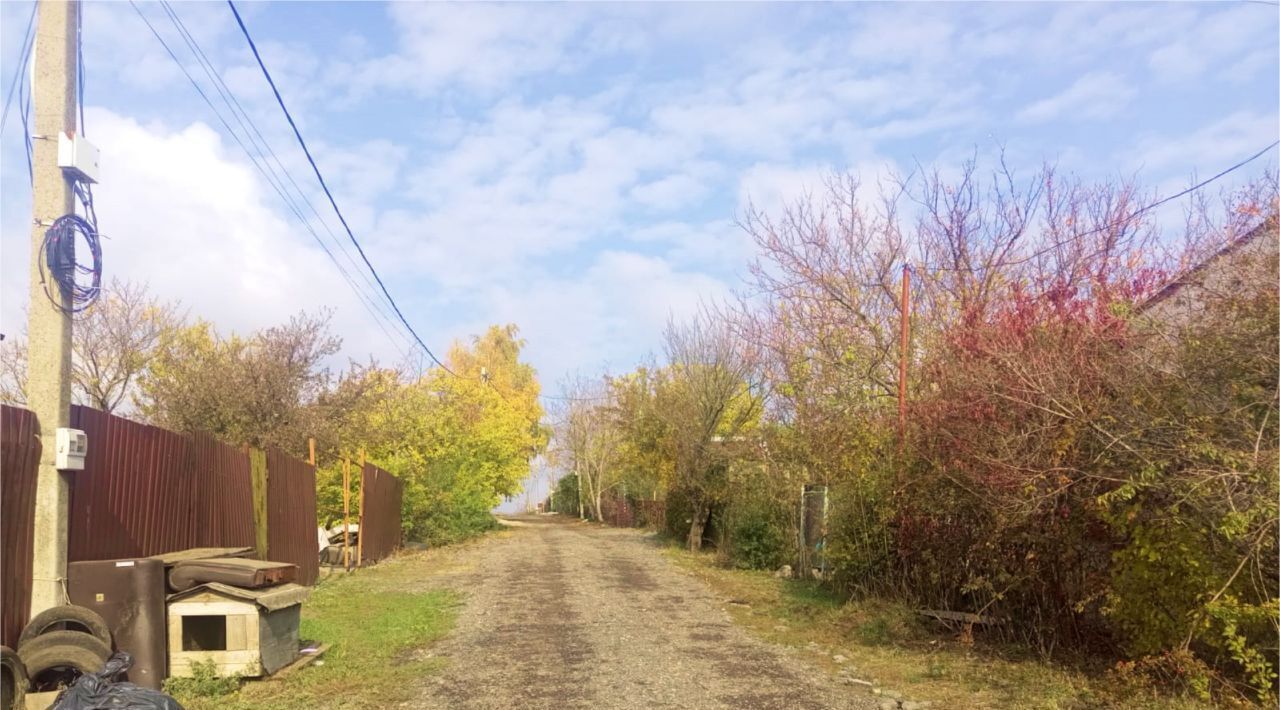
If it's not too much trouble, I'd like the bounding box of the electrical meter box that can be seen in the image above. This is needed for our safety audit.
[57,131,100,184]
[56,427,88,470]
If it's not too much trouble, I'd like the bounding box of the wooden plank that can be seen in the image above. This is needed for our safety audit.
[169,648,262,678]
[269,643,329,680]
[167,614,184,654]
[917,609,1004,626]
[227,613,248,650]
[249,447,269,561]
[169,602,256,617]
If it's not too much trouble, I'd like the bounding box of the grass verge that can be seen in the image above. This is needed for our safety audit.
[169,552,460,710]
[665,545,1219,710]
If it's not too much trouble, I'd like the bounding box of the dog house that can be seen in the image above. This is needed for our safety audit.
[166,582,309,677]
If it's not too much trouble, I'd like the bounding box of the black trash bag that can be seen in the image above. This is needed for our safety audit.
[51,652,184,710]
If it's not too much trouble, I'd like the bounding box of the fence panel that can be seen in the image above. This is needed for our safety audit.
[265,448,318,585]
[359,463,403,564]
[599,491,635,528]
[1,405,41,648]
[68,406,196,560]
[189,433,255,549]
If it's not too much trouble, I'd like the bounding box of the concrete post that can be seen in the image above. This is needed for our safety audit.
[28,0,80,615]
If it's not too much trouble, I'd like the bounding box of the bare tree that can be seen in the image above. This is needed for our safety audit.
[0,280,183,413]
[662,311,763,551]
[0,335,27,406]
[73,279,183,413]
[551,375,620,522]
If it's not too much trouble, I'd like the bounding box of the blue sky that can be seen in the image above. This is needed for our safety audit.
[2,1,1278,401]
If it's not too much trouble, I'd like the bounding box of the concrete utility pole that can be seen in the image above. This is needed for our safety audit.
[28,0,80,615]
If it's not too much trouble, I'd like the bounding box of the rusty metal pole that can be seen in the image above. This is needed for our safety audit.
[898,264,910,454]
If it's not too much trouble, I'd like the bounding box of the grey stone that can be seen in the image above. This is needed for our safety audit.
[774,564,792,578]
[877,701,900,710]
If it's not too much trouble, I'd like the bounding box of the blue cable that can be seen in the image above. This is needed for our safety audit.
[0,1,36,137]
[226,0,459,378]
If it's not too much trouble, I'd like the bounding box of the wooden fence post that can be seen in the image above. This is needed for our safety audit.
[342,458,351,570]
[248,447,269,561]
[356,449,366,567]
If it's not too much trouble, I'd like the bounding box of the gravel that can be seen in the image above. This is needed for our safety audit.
[406,515,876,709]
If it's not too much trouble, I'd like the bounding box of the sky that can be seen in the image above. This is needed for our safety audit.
[2,0,1278,418]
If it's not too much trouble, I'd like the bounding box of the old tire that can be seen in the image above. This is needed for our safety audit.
[17,631,110,691]
[17,605,112,650]
[0,646,27,710]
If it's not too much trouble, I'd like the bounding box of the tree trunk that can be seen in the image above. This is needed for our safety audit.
[687,500,710,552]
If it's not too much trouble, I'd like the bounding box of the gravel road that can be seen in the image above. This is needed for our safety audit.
[409,515,874,710]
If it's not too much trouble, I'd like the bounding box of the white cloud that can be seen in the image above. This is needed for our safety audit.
[343,3,596,95]
[480,251,730,385]
[0,109,416,366]
[1016,72,1134,124]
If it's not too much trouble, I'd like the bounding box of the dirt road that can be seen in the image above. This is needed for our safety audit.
[411,515,874,710]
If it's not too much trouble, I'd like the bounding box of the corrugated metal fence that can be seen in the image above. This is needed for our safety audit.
[1,405,41,648]
[69,406,196,560]
[265,448,319,586]
[1,405,323,633]
[190,432,256,549]
[599,490,666,530]
[359,463,403,564]
[1,403,424,624]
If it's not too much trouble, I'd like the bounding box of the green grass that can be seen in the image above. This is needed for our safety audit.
[172,554,460,710]
[664,545,1227,710]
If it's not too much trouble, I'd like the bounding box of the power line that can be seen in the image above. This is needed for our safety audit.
[153,1,416,362]
[156,0,401,340]
[227,0,459,378]
[0,1,36,137]
[128,0,416,364]
[917,140,1280,272]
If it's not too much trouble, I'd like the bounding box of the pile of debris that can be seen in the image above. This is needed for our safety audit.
[1,548,308,710]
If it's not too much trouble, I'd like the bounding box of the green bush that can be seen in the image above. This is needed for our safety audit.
[724,504,789,570]
[164,659,241,698]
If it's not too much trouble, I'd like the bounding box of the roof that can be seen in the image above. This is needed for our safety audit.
[1137,215,1278,312]
[168,581,310,611]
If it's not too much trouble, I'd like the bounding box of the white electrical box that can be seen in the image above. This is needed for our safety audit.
[55,427,88,471]
[57,131,100,184]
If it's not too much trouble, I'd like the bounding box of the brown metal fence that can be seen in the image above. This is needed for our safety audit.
[189,432,255,549]
[69,406,197,560]
[1,405,41,648]
[359,463,403,564]
[598,491,666,530]
[599,491,635,527]
[265,448,319,586]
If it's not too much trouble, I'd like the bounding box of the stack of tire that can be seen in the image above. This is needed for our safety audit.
[1,605,113,710]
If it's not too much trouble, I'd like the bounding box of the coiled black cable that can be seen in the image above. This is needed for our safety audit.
[39,213,101,313]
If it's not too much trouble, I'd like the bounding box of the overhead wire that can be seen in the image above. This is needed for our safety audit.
[914,140,1279,273]
[154,2,416,364]
[156,0,398,335]
[128,0,415,364]
[0,1,36,137]
[226,0,460,379]
[153,1,414,361]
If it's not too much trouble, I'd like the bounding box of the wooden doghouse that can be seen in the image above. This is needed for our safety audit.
[167,582,309,677]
